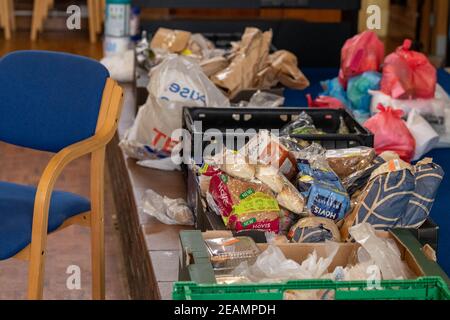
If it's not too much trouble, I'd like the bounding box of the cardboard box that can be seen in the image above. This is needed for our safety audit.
[178,229,450,285]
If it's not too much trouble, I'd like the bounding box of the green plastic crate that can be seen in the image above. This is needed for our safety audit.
[173,277,450,300]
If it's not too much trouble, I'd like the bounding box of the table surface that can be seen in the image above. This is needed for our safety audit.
[112,68,450,299]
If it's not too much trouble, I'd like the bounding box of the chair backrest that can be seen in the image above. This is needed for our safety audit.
[0,50,110,152]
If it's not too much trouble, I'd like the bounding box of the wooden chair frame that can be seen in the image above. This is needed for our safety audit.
[9,78,124,300]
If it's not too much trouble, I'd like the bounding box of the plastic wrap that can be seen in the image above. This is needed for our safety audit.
[381,39,436,99]
[364,105,416,162]
[347,71,381,117]
[280,112,323,135]
[205,236,261,273]
[325,147,376,180]
[208,172,280,232]
[349,223,413,280]
[140,189,194,225]
[232,242,339,283]
[247,91,285,108]
[288,217,341,243]
[338,31,385,88]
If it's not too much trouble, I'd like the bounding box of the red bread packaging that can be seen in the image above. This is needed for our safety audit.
[339,31,385,88]
[380,39,436,99]
[364,104,416,162]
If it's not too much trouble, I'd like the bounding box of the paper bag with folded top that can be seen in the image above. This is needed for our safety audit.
[150,27,192,53]
[255,50,310,90]
[211,28,273,98]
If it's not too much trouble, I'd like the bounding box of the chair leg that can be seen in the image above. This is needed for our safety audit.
[31,0,41,41]
[8,0,15,32]
[87,0,97,43]
[91,148,106,300]
[27,231,48,300]
[1,0,11,40]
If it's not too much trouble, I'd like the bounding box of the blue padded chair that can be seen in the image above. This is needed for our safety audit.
[0,50,124,300]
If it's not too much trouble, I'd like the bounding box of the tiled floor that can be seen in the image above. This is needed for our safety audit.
[0,32,130,299]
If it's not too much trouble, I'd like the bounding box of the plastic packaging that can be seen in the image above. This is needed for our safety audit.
[100,49,134,82]
[349,223,413,280]
[232,242,339,282]
[288,217,341,243]
[247,91,285,108]
[338,31,385,88]
[280,112,323,135]
[307,94,346,110]
[119,54,229,161]
[364,105,416,162]
[140,189,194,225]
[296,154,350,221]
[325,147,376,180]
[208,172,280,232]
[241,130,298,179]
[320,77,350,107]
[347,71,381,117]
[381,39,436,99]
[370,85,448,133]
[406,109,439,160]
[205,236,261,272]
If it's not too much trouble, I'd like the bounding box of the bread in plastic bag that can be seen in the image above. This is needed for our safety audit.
[338,31,385,88]
[325,146,376,180]
[140,189,194,225]
[364,105,416,162]
[119,54,229,161]
[288,217,341,243]
[208,171,280,232]
[381,39,436,100]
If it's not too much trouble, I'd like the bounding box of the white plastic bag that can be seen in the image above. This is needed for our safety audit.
[232,242,339,283]
[407,109,439,160]
[119,54,229,162]
[349,223,413,280]
[140,189,194,225]
[100,50,134,82]
[369,85,449,133]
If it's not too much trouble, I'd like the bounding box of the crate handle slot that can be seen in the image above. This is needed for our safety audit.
[243,114,252,121]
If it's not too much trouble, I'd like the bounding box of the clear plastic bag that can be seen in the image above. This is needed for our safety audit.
[247,90,285,108]
[349,223,413,280]
[140,189,194,225]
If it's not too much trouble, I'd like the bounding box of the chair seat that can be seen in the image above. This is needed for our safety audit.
[0,181,91,260]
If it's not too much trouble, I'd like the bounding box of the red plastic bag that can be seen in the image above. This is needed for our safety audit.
[381,39,436,99]
[339,31,385,88]
[306,94,345,109]
[364,104,415,162]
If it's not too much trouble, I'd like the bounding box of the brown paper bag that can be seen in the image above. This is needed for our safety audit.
[211,28,273,98]
[200,56,230,77]
[150,28,191,53]
[256,50,310,90]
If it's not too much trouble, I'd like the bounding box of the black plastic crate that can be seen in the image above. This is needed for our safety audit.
[183,107,374,164]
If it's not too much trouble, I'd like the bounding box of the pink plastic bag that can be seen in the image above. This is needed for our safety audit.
[339,31,385,88]
[381,39,436,99]
[364,105,416,162]
[306,94,345,109]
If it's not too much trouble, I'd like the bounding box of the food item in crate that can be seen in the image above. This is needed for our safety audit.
[338,31,385,88]
[381,39,436,100]
[364,105,416,162]
[325,147,376,180]
[280,112,324,135]
[255,165,305,215]
[150,28,192,53]
[296,155,350,221]
[341,156,443,238]
[242,130,298,179]
[399,158,444,228]
[208,172,280,232]
[288,217,341,243]
[211,148,256,181]
[205,236,261,273]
